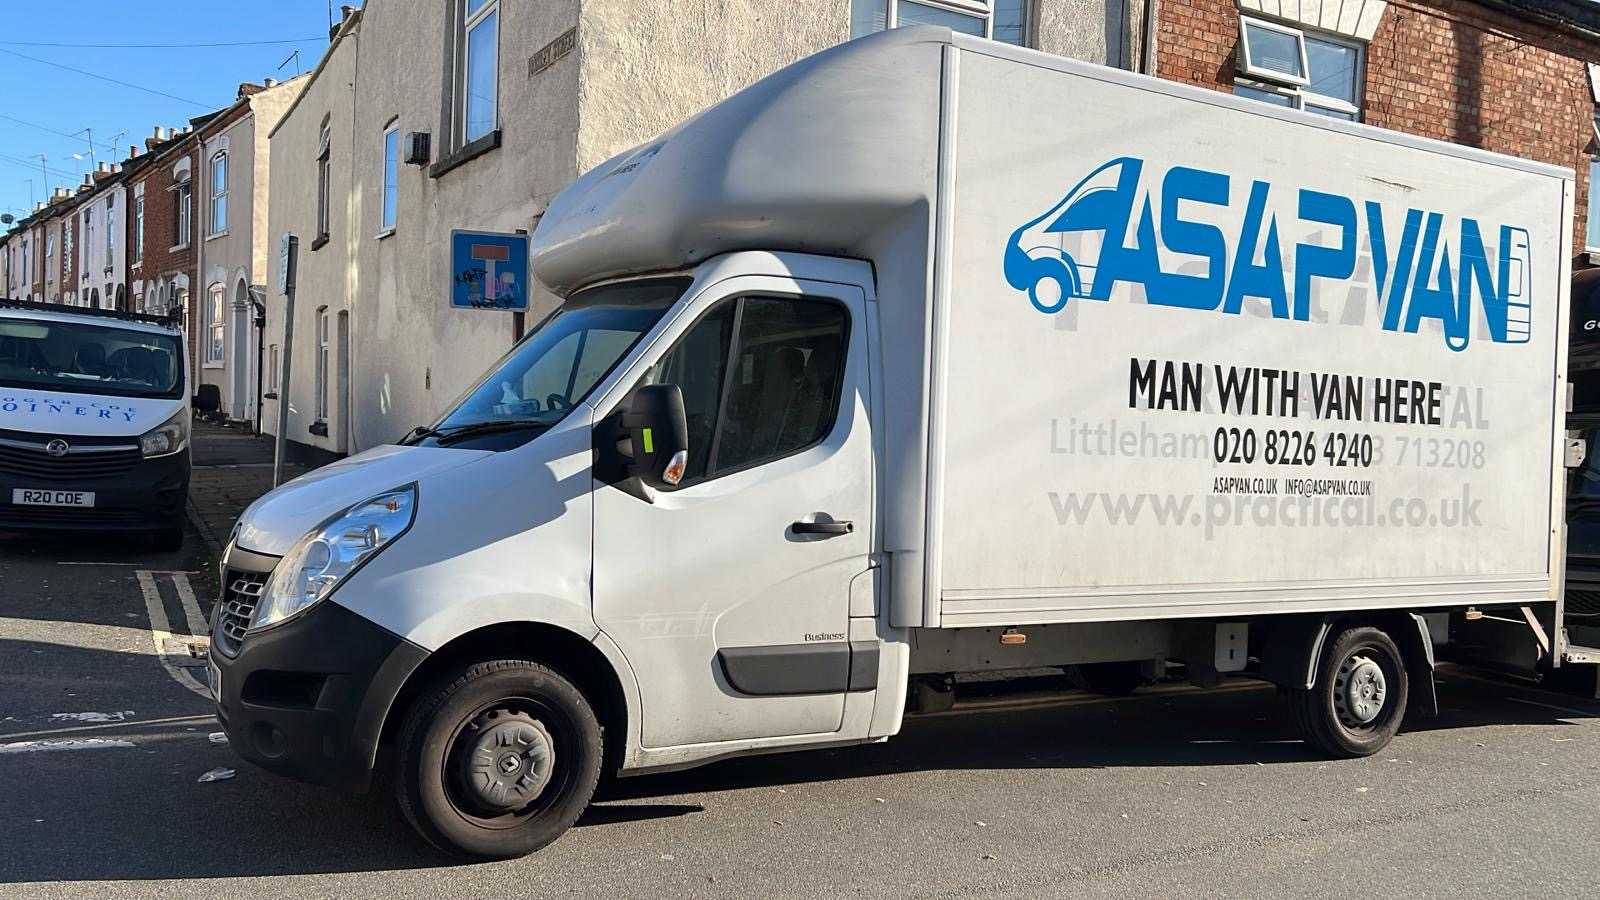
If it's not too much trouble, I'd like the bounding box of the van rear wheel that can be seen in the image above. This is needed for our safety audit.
[395,659,602,859]
[1286,626,1409,758]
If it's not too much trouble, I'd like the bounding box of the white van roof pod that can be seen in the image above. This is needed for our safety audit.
[530,27,950,297]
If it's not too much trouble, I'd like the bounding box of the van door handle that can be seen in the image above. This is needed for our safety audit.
[793,520,853,536]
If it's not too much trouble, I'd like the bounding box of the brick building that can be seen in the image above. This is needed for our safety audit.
[128,125,203,377]
[1153,0,1600,260]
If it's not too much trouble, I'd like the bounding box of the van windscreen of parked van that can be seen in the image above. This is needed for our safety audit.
[428,279,689,445]
[0,318,184,400]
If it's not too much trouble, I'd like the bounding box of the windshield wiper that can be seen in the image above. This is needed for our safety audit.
[434,419,550,445]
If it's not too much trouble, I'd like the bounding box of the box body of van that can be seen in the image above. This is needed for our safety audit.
[209,28,1578,857]
[0,300,191,547]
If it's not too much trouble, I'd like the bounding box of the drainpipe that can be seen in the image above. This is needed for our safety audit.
[1141,0,1160,76]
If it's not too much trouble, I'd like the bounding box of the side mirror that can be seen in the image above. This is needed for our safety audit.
[621,384,690,488]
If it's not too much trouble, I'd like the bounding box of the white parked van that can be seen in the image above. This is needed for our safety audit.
[209,28,1584,858]
[0,299,190,549]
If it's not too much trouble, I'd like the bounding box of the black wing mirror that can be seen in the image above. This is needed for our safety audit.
[620,384,689,489]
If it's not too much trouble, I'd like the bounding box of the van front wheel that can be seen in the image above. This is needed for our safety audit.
[1286,626,1409,758]
[395,659,603,859]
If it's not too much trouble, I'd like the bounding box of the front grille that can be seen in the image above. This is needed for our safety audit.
[0,441,142,481]
[215,571,268,658]
[0,505,148,528]
[1568,589,1600,617]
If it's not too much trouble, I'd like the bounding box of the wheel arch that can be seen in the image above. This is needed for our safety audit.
[378,621,633,779]
[1258,611,1437,716]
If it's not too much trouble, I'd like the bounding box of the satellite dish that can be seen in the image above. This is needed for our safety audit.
[0,214,13,225]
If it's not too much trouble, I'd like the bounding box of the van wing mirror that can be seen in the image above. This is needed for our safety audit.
[621,384,690,488]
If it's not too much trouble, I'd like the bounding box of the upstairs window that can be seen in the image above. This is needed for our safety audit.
[316,120,332,244]
[209,151,228,235]
[105,196,114,257]
[1234,16,1363,121]
[133,197,144,263]
[380,122,399,232]
[460,0,499,142]
[82,208,93,271]
[174,177,192,247]
[850,0,1028,46]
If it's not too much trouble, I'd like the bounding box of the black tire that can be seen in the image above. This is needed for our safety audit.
[150,524,185,553]
[1286,626,1409,758]
[395,659,603,859]
[1073,661,1146,697]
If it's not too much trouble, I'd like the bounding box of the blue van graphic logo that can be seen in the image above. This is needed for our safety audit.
[1002,156,1533,352]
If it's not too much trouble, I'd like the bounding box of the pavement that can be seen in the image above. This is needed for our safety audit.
[184,419,310,564]
[0,426,1599,896]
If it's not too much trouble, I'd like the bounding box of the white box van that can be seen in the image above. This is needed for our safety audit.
[209,28,1582,858]
[0,299,191,549]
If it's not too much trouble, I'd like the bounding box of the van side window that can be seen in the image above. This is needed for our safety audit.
[643,296,848,486]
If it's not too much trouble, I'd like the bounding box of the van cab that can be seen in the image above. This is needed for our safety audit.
[0,299,191,549]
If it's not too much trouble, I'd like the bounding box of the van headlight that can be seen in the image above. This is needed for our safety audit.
[251,484,418,631]
[139,409,190,458]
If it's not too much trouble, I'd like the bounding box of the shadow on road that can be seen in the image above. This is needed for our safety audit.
[0,647,1595,882]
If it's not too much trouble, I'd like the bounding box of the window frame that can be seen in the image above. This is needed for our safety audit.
[132,196,144,264]
[1238,16,1311,87]
[209,150,228,236]
[1234,18,1363,122]
[205,283,226,367]
[852,0,1030,45]
[379,120,400,234]
[639,292,852,492]
[315,121,332,245]
[459,0,501,145]
[315,306,331,422]
[1586,112,1600,252]
[174,177,192,249]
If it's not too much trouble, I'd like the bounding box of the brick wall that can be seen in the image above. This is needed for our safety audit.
[130,140,199,374]
[62,203,77,299]
[1156,0,1597,256]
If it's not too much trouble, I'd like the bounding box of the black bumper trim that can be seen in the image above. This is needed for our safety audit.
[212,598,428,792]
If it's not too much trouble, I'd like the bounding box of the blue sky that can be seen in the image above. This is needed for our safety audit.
[0,1,351,222]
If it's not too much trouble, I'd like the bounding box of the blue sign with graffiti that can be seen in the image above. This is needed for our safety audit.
[1003,157,1532,352]
[451,230,530,311]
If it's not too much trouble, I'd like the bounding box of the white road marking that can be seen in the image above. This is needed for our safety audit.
[170,571,209,639]
[50,711,135,723]
[135,570,211,700]
[0,738,136,754]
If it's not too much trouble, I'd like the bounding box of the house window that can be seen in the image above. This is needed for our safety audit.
[316,120,331,243]
[132,197,144,263]
[105,196,114,257]
[315,306,331,422]
[381,122,399,231]
[850,0,1028,46]
[175,178,192,246]
[1234,17,1363,121]
[269,343,281,392]
[209,152,228,235]
[460,0,499,142]
[206,284,226,365]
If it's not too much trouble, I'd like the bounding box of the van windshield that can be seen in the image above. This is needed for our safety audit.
[0,318,184,400]
[423,279,688,446]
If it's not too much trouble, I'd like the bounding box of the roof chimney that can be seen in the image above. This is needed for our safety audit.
[95,161,111,175]
[264,77,278,88]
[51,187,70,201]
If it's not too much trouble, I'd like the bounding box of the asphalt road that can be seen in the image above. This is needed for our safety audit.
[2,527,1599,898]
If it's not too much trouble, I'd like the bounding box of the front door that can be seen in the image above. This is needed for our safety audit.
[592,274,874,748]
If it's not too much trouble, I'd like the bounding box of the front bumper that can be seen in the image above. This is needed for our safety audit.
[0,444,189,532]
[211,552,429,791]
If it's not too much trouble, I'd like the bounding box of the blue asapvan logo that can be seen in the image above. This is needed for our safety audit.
[1002,157,1532,352]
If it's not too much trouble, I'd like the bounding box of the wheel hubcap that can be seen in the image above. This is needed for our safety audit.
[1334,654,1388,727]
[458,708,556,814]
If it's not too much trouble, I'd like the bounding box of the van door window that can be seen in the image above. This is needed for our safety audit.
[641,295,849,486]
